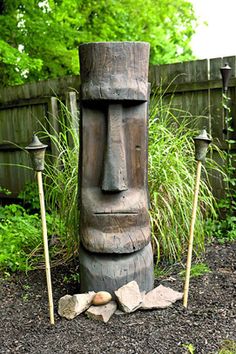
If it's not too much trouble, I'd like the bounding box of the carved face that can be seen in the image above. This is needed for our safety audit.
[80,100,150,254]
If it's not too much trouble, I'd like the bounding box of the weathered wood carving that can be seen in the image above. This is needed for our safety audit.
[79,42,154,294]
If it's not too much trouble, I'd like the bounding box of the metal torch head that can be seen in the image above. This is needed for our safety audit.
[220,63,232,92]
[25,134,48,171]
[194,129,212,162]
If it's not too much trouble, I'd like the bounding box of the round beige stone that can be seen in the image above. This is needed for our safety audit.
[92,291,112,305]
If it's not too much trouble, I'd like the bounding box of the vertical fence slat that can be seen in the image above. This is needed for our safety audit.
[66,91,79,147]
[210,57,223,80]
[48,97,60,163]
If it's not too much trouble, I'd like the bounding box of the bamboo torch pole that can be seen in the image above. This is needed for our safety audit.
[25,135,55,325]
[183,129,211,308]
[37,171,55,325]
[183,160,202,308]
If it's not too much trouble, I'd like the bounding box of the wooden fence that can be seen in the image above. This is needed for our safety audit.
[1,56,236,198]
[150,56,236,199]
[0,76,80,197]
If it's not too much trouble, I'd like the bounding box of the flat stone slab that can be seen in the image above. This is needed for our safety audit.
[86,301,117,323]
[141,284,183,310]
[58,292,95,320]
[114,280,144,313]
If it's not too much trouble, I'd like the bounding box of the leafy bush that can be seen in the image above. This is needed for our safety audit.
[0,186,11,196]
[205,212,236,244]
[0,0,196,85]
[0,204,42,271]
[0,204,66,272]
[18,182,40,211]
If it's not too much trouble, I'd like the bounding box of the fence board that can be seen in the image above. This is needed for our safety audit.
[0,75,80,104]
[0,150,34,195]
[66,91,80,147]
[48,97,60,161]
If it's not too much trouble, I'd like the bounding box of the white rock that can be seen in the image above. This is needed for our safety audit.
[58,292,95,320]
[114,281,144,313]
[92,291,112,306]
[86,301,117,323]
[141,284,183,310]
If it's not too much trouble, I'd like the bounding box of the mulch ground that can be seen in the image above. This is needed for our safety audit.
[0,241,235,354]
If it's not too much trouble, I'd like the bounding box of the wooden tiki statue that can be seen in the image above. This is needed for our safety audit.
[79,42,154,294]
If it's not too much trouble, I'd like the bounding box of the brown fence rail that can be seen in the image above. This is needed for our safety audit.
[1,57,235,198]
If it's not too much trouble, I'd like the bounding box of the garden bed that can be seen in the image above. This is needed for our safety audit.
[1,241,235,354]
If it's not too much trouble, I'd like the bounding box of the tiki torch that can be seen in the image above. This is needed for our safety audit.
[220,63,231,142]
[220,63,232,195]
[183,129,212,308]
[25,134,54,325]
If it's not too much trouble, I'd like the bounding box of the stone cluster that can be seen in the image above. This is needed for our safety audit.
[58,281,183,323]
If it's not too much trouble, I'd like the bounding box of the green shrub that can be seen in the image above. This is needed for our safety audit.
[18,182,40,211]
[0,204,66,272]
[205,214,236,244]
[0,204,42,271]
[0,186,11,196]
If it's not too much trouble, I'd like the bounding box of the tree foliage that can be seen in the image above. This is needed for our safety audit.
[0,0,196,86]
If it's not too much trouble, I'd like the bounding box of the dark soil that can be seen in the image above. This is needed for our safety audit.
[1,242,235,354]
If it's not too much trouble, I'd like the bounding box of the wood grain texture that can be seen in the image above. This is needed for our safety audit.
[102,104,128,192]
[79,102,150,253]
[78,42,153,292]
[79,242,154,295]
[0,91,78,197]
[0,76,80,105]
[79,42,150,101]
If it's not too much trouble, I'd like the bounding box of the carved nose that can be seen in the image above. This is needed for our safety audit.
[102,104,128,192]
